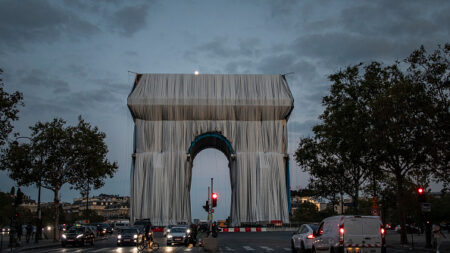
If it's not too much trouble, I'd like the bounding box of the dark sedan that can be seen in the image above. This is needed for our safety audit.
[117,228,140,246]
[61,226,95,247]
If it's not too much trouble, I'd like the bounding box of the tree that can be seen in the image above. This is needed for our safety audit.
[69,116,118,221]
[0,68,23,146]
[1,117,118,241]
[295,44,449,244]
[295,137,348,214]
[292,202,321,223]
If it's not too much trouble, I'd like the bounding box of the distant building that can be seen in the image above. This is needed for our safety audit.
[66,194,130,219]
[290,195,327,214]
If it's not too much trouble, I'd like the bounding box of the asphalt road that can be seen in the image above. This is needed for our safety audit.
[5,231,449,253]
[15,232,293,253]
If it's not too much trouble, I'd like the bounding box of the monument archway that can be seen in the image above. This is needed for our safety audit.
[188,133,233,221]
[128,74,294,226]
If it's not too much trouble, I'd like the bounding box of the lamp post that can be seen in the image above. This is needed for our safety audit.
[14,136,41,243]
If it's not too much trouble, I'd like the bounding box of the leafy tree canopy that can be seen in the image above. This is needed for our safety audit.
[0,68,23,146]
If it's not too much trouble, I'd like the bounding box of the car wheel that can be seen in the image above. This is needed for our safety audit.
[312,247,316,253]
[299,242,306,253]
[61,243,66,247]
[167,242,171,246]
[91,239,94,246]
[291,240,297,253]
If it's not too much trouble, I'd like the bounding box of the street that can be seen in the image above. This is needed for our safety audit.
[1,231,448,253]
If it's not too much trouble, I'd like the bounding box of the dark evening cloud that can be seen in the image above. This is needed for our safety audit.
[0,0,447,216]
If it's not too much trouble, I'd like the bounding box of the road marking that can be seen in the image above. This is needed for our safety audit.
[225,246,235,251]
[91,249,107,252]
[184,248,193,251]
[260,246,274,251]
[284,248,291,251]
[243,246,256,251]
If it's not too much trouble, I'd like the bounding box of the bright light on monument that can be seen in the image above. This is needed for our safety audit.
[194,70,199,75]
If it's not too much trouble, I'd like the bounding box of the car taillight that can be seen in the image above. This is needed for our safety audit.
[307,234,314,239]
[339,226,345,245]
[381,226,385,245]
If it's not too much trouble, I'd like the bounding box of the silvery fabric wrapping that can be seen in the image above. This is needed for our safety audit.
[128,74,294,226]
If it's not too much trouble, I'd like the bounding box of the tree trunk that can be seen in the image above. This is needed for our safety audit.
[340,192,344,214]
[85,186,89,222]
[395,175,408,244]
[53,188,60,242]
[354,190,359,214]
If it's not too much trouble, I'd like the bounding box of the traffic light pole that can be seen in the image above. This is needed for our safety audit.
[210,178,214,234]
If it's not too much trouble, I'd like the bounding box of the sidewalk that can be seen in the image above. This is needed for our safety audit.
[0,235,108,252]
[386,231,450,252]
[0,238,59,252]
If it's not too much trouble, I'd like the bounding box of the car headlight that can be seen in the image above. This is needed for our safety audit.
[167,229,171,233]
[76,234,83,238]
[118,235,122,239]
[62,234,66,239]
[183,235,186,238]
[133,234,138,239]
[187,229,191,233]
[167,235,173,239]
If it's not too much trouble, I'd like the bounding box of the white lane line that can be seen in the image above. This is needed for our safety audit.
[260,246,274,251]
[243,246,256,251]
[225,246,236,251]
[284,248,291,251]
[90,249,107,252]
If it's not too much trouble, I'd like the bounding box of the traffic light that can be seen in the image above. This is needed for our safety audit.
[203,201,209,212]
[417,187,424,194]
[417,187,426,202]
[212,193,218,207]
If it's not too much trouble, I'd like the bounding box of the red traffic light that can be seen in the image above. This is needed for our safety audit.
[418,187,424,194]
[212,193,218,200]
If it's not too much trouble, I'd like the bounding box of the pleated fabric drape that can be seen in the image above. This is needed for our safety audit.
[128,74,293,226]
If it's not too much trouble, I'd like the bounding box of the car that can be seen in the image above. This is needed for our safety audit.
[2,226,10,234]
[88,226,98,238]
[164,225,175,237]
[117,227,140,246]
[291,223,319,253]
[95,223,113,235]
[311,215,386,253]
[61,226,95,247]
[166,226,190,246]
[114,222,128,233]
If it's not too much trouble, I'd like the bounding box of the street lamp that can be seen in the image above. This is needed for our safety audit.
[13,136,42,243]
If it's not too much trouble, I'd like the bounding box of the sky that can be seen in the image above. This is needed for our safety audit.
[0,0,448,220]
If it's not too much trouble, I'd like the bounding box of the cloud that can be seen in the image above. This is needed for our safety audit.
[21,69,71,94]
[188,37,262,59]
[110,3,151,36]
[0,0,99,50]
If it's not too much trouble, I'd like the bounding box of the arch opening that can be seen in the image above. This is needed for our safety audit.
[188,132,235,161]
[190,149,231,221]
[187,132,235,223]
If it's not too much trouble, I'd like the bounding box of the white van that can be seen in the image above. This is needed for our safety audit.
[311,215,386,253]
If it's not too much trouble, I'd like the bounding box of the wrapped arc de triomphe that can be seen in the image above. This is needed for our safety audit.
[127,74,294,226]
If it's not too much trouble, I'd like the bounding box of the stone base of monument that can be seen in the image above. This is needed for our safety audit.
[203,237,218,252]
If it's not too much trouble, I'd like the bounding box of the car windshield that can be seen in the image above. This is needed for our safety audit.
[67,227,84,233]
[310,224,319,231]
[171,227,186,233]
[121,229,138,234]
